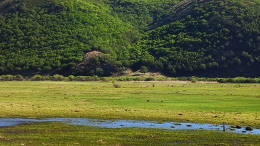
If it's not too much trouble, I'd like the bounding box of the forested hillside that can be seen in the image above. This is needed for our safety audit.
[0,0,260,77]
[0,0,136,76]
[137,0,260,77]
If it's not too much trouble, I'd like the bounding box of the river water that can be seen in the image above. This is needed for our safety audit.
[0,118,259,135]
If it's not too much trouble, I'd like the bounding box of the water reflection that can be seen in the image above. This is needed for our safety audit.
[0,118,259,135]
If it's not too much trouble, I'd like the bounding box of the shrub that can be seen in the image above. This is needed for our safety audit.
[133,77,142,81]
[191,78,196,83]
[68,75,75,81]
[31,75,44,81]
[15,74,23,81]
[145,77,155,81]
[113,83,120,88]
[52,74,64,81]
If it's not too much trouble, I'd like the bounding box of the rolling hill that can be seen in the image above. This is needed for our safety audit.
[0,0,260,77]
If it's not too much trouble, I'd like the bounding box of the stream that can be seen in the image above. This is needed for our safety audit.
[0,118,259,135]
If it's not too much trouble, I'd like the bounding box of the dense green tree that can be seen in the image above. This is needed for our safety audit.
[140,66,148,75]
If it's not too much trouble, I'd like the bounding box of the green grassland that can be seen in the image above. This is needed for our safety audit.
[0,81,259,127]
[0,81,260,145]
[0,123,260,146]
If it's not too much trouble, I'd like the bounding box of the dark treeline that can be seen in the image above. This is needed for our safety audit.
[0,0,260,77]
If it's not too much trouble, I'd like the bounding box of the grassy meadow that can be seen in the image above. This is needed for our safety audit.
[0,122,260,146]
[0,81,259,127]
[0,81,260,145]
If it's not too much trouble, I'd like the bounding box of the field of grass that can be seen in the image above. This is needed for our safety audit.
[0,122,260,146]
[0,82,260,126]
[0,81,260,145]
[0,81,260,127]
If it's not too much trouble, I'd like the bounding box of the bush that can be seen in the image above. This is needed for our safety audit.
[31,75,45,81]
[133,77,142,81]
[15,74,23,81]
[52,74,64,81]
[113,83,120,88]
[191,78,196,83]
[68,75,75,81]
[145,77,155,81]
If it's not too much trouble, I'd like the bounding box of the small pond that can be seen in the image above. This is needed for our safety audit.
[0,118,259,135]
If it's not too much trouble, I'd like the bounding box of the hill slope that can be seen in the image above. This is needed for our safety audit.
[0,0,134,76]
[0,0,260,77]
[136,0,260,77]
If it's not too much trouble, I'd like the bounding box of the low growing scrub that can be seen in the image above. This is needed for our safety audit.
[0,74,259,83]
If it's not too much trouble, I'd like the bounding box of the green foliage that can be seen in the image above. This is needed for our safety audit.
[135,0,260,77]
[140,66,148,74]
[0,0,260,77]
[95,67,104,76]
[2,74,260,83]
[106,0,179,30]
[0,0,133,75]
